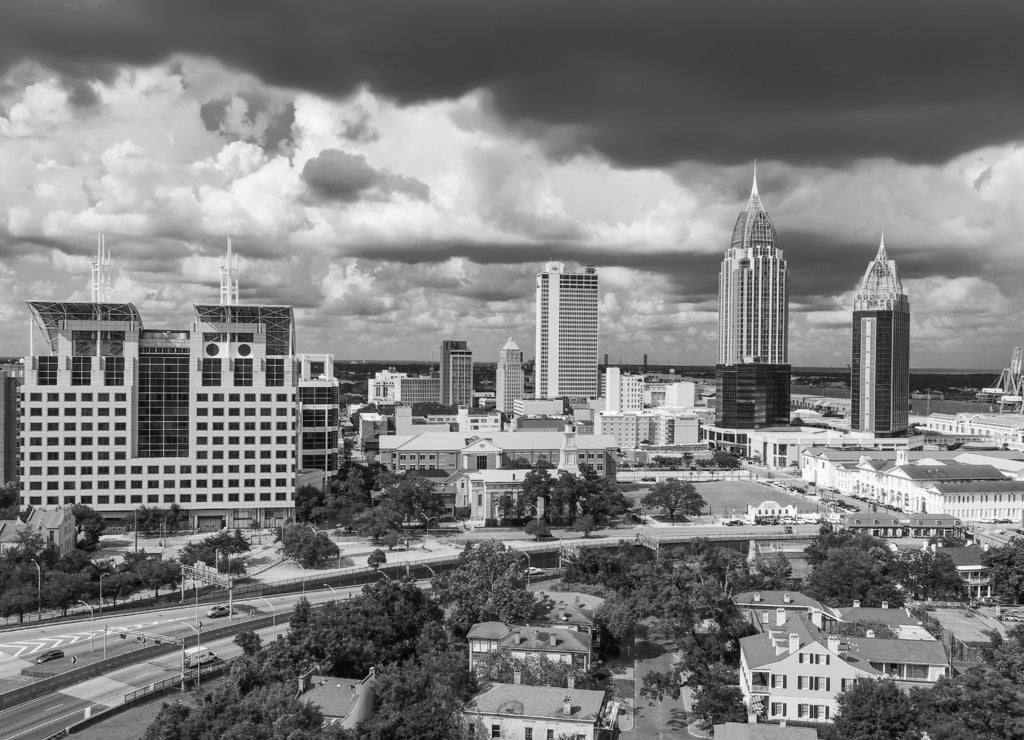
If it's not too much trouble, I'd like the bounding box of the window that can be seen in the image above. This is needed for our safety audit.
[524,729,533,740]
[770,674,786,689]
[234,358,253,386]
[202,358,221,386]
[71,356,92,385]
[266,358,285,386]
[38,356,58,385]
[105,356,125,386]
[491,725,500,739]
[771,702,787,717]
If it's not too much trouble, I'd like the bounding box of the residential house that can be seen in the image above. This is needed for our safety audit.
[942,546,992,600]
[297,669,374,730]
[467,622,592,673]
[465,682,616,740]
[0,506,76,557]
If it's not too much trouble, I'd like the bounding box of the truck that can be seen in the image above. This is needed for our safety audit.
[184,646,217,668]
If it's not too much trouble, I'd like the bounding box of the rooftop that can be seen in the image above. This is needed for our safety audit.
[713,722,818,740]
[379,431,618,452]
[497,626,591,654]
[941,546,986,568]
[471,683,605,723]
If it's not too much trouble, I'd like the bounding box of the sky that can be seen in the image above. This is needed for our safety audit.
[1,1,1023,370]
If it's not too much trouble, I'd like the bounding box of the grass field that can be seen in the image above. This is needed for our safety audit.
[694,480,817,518]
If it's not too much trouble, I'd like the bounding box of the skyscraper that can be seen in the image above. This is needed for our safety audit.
[851,236,910,436]
[440,339,473,407]
[718,171,788,364]
[495,338,524,414]
[535,262,599,399]
[715,170,790,429]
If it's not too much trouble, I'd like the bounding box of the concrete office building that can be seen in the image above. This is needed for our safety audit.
[440,339,473,407]
[604,367,644,414]
[495,337,524,414]
[296,354,341,475]
[716,170,790,429]
[535,262,599,400]
[851,236,911,436]
[367,369,441,405]
[0,363,22,484]
[20,301,299,530]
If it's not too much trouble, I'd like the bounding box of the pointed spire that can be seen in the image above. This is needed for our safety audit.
[876,230,887,261]
[751,158,759,197]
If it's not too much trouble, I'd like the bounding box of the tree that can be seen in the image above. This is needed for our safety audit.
[641,480,705,522]
[70,504,106,550]
[0,481,19,519]
[352,501,404,543]
[234,630,263,657]
[688,665,746,730]
[805,547,903,608]
[826,678,917,740]
[368,549,387,570]
[570,513,597,538]
[890,549,965,601]
[294,484,326,523]
[42,571,90,616]
[984,539,1024,604]
[711,451,741,469]
[432,541,539,636]
[751,552,795,590]
[523,519,550,541]
[280,523,340,568]
[386,477,444,523]
[521,464,554,519]
[474,649,597,689]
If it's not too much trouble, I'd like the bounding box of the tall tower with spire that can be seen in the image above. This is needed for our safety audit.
[851,235,910,436]
[718,167,788,364]
[496,337,524,414]
[715,168,791,431]
[220,238,240,306]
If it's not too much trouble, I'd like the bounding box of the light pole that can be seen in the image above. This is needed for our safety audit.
[323,584,337,597]
[258,597,277,639]
[30,559,41,621]
[181,621,201,688]
[77,600,95,652]
[99,572,110,614]
[297,562,306,597]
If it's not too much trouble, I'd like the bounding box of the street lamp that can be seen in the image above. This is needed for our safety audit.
[77,600,95,653]
[30,559,41,621]
[296,562,306,596]
[258,597,277,639]
[180,621,202,688]
[323,584,337,596]
[99,572,110,614]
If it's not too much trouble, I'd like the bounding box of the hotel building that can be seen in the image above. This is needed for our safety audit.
[535,262,599,400]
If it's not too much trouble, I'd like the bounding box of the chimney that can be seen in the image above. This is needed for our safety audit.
[788,633,800,654]
[810,608,822,629]
[563,696,573,716]
[866,630,876,638]
[513,670,522,685]
[882,601,889,609]
[853,599,861,608]
[567,675,575,689]
[827,635,840,654]
[753,591,762,603]
[549,633,558,647]
[783,592,792,604]
[776,607,786,627]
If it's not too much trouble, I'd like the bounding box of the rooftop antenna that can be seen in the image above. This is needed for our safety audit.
[90,233,111,302]
[219,237,240,305]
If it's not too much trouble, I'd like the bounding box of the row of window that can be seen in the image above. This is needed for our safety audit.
[22,448,292,463]
[26,407,127,416]
[27,463,291,476]
[25,392,129,403]
[26,478,292,490]
[27,492,290,506]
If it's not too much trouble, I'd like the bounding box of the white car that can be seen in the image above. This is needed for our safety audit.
[527,567,545,576]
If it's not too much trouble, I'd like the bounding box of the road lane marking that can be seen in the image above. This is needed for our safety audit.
[44,703,63,712]
[2,705,95,740]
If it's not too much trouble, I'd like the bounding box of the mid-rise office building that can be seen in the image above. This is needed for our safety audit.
[495,337,524,414]
[20,301,298,530]
[716,170,790,429]
[535,262,599,400]
[440,339,473,407]
[604,367,644,414]
[0,363,22,484]
[296,354,340,474]
[367,369,440,405]
[851,236,910,436]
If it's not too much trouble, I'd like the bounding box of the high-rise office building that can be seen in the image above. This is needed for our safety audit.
[20,302,298,530]
[851,236,910,436]
[0,363,23,485]
[440,339,473,407]
[718,172,788,364]
[495,338,524,414]
[535,262,599,399]
[716,170,790,429]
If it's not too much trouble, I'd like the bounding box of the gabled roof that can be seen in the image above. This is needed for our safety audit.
[844,636,948,666]
[941,546,986,568]
[734,591,828,611]
[842,512,903,527]
[498,626,591,654]
[471,682,605,724]
[467,622,511,641]
[895,463,1006,481]
[930,480,1024,494]
[904,515,964,528]
[0,520,24,544]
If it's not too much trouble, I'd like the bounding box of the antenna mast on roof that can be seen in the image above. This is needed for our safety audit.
[90,233,111,302]
[220,237,240,306]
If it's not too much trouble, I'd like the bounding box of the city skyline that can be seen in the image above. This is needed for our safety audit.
[2,2,1024,368]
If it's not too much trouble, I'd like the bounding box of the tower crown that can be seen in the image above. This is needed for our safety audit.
[854,235,907,310]
[730,169,777,250]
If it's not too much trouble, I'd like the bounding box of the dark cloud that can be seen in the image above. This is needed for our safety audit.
[3,1,1024,166]
[301,149,429,202]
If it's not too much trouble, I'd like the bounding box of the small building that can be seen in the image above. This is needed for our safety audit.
[747,500,799,522]
[467,622,592,673]
[0,506,77,557]
[466,682,616,740]
[839,512,905,538]
[297,670,374,730]
[942,546,992,600]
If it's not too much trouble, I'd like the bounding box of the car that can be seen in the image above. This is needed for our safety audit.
[206,605,232,618]
[640,477,655,482]
[527,566,545,576]
[724,520,746,526]
[35,649,64,664]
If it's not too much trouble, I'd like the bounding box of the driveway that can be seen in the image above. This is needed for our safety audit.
[621,639,701,740]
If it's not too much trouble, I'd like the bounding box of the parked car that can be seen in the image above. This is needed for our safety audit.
[35,649,64,664]
[206,604,232,618]
[527,567,545,576]
[724,520,746,527]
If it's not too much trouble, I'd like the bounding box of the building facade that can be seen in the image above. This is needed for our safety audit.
[296,354,340,475]
[20,302,298,529]
[0,363,22,484]
[604,367,644,414]
[716,172,790,430]
[851,237,910,436]
[496,337,524,414]
[440,339,473,407]
[535,262,599,400]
